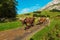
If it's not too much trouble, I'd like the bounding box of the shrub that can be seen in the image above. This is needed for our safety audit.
[30,38,34,40]
[47,15,50,17]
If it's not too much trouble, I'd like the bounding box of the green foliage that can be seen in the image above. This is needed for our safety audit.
[47,15,50,17]
[24,13,30,15]
[33,11,41,13]
[30,38,34,40]
[50,9,60,12]
[0,0,17,21]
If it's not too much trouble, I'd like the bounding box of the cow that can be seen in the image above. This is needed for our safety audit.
[36,17,47,25]
[20,17,35,30]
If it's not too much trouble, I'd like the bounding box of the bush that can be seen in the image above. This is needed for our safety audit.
[56,15,60,17]
[25,13,30,15]
[0,18,17,23]
[50,9,60,12]
[47,15,50,17]
[33,14,46,17]
[30,38,34,40]
[40,15,46,17]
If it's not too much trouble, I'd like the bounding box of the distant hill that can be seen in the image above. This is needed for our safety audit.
[40,0,60,10]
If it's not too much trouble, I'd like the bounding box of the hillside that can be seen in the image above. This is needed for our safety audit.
[40,0,60,10]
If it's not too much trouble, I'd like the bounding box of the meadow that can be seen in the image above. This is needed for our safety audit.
[30,10,60,40]
[0,9,60,40]
[0,21,22,31]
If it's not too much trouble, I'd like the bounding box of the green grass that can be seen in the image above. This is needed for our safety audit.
[31,18,60,40]
[31,19,56,40]
[30,10,60,40]
[0,21,22,31]
[41,10,60,17]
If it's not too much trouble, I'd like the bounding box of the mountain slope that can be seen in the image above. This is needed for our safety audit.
[40,0,60,10]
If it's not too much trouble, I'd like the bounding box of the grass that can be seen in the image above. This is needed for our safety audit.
[31,18,56,40]
[32,19,60,40]
[0,21,22,31]
[30,10,60,40]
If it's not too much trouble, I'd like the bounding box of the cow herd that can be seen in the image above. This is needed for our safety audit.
[20,17,49,30]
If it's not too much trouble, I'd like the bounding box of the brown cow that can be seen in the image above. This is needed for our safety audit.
[21,17,35,30]
[36,17,46,25]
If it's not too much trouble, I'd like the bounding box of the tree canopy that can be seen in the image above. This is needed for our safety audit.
[0,0,17,18]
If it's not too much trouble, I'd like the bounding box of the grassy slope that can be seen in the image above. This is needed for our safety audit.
[31,19,55,40]
[30,10,60,40]
[0,21,22,31]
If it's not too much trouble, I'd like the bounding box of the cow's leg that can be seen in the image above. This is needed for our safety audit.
[24,23,30,30]
[24,23,28,30]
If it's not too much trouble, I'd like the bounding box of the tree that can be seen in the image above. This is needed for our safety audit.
[0,0,17,22]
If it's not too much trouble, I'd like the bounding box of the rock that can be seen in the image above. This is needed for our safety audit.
[40,0,60,11]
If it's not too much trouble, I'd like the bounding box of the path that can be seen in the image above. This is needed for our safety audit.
[0,19,50,40]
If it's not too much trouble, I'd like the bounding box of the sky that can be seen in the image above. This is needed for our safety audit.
[16,0,52,14]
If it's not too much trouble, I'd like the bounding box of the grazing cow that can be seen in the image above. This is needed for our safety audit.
[21,17,35,30]
[36,17,46,25]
